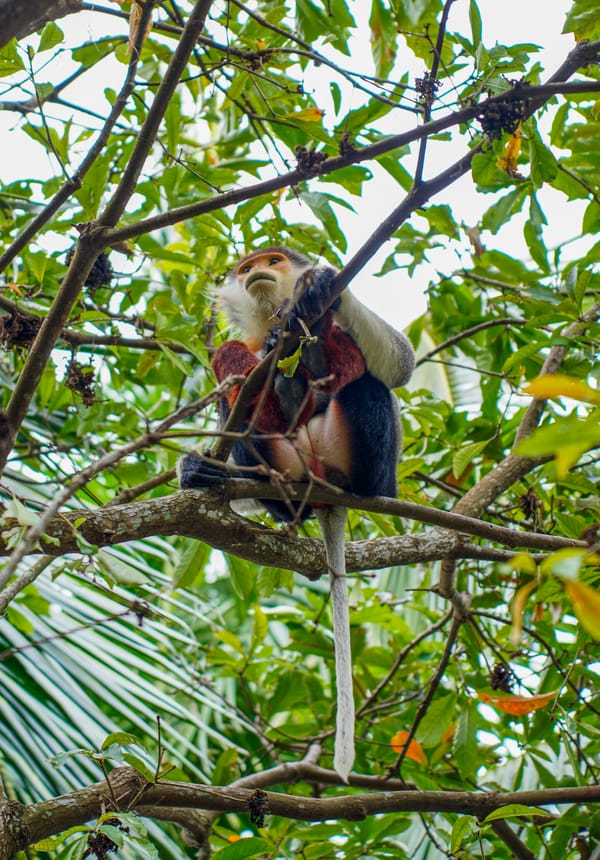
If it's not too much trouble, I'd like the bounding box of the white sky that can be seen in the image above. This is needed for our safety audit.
[0,0,581,327]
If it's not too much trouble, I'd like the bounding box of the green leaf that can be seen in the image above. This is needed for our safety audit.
[96,550,149,587]
[172,540,209,589]
[563,0,600,40]
[529,131,558,188]
[450,815,477,852]
[481,186,527,234]
[101,732,145,750]
[0,40,25,76]
[482,804,552,823]
[300,191,351,252]
[38,22,64,53]
[452,438,492,479]
[416,693,457,748]
[123,752,155,782]
[469,0,483,49]
[212,837,272,859]
[369,0,397,77]
[454,703,478,779]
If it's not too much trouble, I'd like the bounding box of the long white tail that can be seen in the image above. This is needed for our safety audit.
[316,506,354,782]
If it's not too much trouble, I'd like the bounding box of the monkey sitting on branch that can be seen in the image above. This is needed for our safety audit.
[179,246,415,780]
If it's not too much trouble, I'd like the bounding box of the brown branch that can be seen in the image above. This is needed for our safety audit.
[4,765,600,857]
[0,0,83,48]
[489,820,538,860]
[0,483,585,598]
[417,317,528,364]
[99,0,215,227]
[101,61,600,249]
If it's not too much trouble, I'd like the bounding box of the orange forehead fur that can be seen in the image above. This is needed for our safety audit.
[234,246,311,274]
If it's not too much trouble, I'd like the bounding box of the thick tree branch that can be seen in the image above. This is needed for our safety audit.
[0,0,82,48]
[0,483,584,606]
[3,765,600,857]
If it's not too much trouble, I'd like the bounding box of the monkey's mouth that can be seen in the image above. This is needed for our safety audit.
[246,272,276,291]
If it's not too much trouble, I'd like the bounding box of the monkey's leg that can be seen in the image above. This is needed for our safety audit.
[316,505,354,782]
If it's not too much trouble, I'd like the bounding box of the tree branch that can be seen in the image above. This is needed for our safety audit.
[4,765,600,857]
[0,482,585,613]
[0,0,83,48]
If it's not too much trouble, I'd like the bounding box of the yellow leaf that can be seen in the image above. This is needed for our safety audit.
[497,124,525,178]
[510,578,539,647]
[555,442,591,478]
[256,38,266,50]
[562,578,600,640]
[284,107,325,122]
[390,731,427,765]
[524,374,600,405]
[477,690,557,715]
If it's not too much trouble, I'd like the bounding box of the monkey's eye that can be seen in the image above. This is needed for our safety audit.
[241,264,252,273]
[269,257,281,265]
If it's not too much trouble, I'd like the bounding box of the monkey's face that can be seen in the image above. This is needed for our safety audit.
[236,251,301,315]
[218,247,312,346]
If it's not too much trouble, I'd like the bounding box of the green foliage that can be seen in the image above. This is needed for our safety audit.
[0,1,598,858]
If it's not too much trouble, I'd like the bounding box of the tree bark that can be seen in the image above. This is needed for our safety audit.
[0,0,83,48]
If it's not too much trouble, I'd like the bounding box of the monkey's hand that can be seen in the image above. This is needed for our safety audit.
[289,266,340,327]
[178,451,234,488]
[263,267,339,353]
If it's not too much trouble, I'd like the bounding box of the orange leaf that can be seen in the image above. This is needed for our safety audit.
[477,690,557,715]
[390,731,427,764]
[562,578,600,640]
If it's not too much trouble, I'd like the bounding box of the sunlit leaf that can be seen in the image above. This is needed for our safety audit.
[561,578,600,640]
[524,374,600,404]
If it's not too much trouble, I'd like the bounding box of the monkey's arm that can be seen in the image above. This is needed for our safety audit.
[334,291,415,389]
[284,266,414,390]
